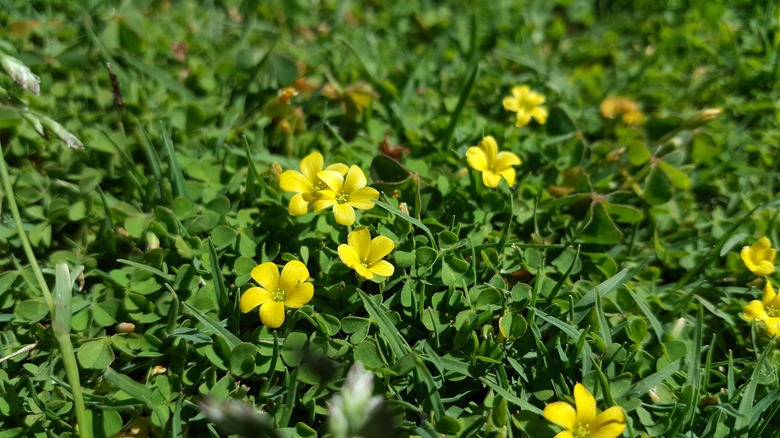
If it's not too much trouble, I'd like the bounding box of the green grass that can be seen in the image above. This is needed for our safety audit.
[0,1,779,437]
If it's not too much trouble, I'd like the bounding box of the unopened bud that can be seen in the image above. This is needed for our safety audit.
[146,231,160,250]
[117,322,136,333]
[399,202,409,215]
[151,365,167,376]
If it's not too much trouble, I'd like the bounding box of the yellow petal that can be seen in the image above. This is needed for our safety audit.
[479,136,498,164]
[279,170,313,194]
[754,236,772,251]
[574,383,596,424]
[240,287,272,313]
[498,167,516,187]
[279,260,310,293]
[317,170,344,192]
[515,110,532,127]
[251,262,280,293]
[288,193,311,216]
[543,401,576,430]
[763,281,777,306]
[299,152,324,182]
[589,406,626,438]
[553,432,574,438]
[494,151,521,171]
[347,187,379,210]
[525,90,546,106]
[313,195,337,212]
[348,227,372,261]
[764,317,780,336]
[259,301,285,328]
[482,170,502,188]
[531,106,549,124]
[512,85,530,99]
[755,261,775,276]
[744,300,769,321]
[354,263,376,280]
[343,165,367,194]
[368,235,395,265]
[286,282,313,308]
[338,244,362,269]
[502,96,519,112]
[466,146,489,172]
[325,162,349,175]
[333,203,356,226]
[369,260,394,278]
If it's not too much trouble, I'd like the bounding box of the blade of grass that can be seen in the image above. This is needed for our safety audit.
[734,335,775,436]
[1,148,90,438]
[373,198,437,251]
[182,302,241,349]
[207,238,229,313]
[105,368,168,426]
[439,62,478,151]
[159,122,190,200]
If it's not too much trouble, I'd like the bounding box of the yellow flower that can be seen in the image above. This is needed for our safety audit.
[313,165,379,226]
[543,383,626,438]
[279,152,349,216]
[741,236,776,276]
[466,136,522,188]
[239,261,314,328]
[600,97,644,125]
[502,85,548,127]
[338,227,395,280]
[743,281,780,337]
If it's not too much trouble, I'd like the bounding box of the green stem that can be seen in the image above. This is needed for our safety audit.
[0,147,90,438]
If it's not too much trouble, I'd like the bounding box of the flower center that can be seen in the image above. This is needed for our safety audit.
[336,192,349,204]
[572,423,590,438]
[272,289,286,302]
[768,306,778,317]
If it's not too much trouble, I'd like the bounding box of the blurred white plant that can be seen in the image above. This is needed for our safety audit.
[329,362,387,438]
[0,52,83,149]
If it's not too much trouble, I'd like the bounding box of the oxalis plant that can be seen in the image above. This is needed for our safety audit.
[0,48,87,436]
[2,2,780,438]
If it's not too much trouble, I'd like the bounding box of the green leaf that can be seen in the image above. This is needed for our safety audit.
[644,165,673,205]
[658,161,691,190]
[211,226,237,250]
[442,254,469,286]
[281,332,307,367]
[229,342,258,377]
[603,202,644,223]
[626,316,648,344]
[14,298,49,323]
[77,339,115,369]
[580,203,621,244]
[628,141,651,165]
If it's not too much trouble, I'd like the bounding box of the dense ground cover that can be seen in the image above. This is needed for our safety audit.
[1,1,779,437]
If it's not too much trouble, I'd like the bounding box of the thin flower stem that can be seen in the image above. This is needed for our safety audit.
[0,147,90,438]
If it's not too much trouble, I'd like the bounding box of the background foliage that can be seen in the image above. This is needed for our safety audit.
[1,0,779,437]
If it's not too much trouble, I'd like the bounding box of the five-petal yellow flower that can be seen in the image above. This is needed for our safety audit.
[313,165,379,226]
[543,383,625,438]
[279,152,348,216]
[466,136,522,188]
[338,227,395,280]
[240,260,314,328]
[503,85,548,127]
[741,236,776,276]
[743,281,780,337]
